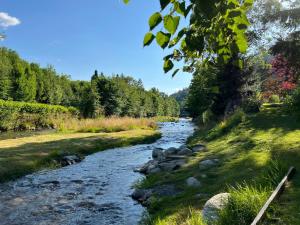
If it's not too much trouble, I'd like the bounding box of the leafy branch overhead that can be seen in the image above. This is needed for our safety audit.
[126,0,253,74]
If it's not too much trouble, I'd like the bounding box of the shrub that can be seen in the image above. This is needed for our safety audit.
[269,95,280,103]
[287,87,300,115]
[0,99,78,131]
[202,109,214,124]
[241,97,261,113]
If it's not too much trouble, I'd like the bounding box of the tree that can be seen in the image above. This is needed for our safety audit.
[125,0,253,75]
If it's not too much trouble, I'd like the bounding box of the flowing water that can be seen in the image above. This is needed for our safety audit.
[0,119,195,225]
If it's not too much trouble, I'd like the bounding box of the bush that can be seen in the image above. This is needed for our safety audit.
[269,95,280,103]
[241,97,261,113]
[287,87,300,114]
[202,109,214,124]
[0,100,78,131]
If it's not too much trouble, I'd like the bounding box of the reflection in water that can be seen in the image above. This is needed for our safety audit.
[0,119,194,225]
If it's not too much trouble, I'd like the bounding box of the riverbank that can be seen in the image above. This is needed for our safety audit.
[0,119,193,225]
[137,105,300,224]
[0,129,161,183]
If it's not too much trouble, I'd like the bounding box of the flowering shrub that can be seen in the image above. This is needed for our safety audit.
[263,54,297,100]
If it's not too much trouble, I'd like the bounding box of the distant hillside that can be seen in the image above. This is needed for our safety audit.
[171,88,189,116]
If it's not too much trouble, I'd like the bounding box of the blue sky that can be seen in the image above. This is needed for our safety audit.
[0,0,192,94]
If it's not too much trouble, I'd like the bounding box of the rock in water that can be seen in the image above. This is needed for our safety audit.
[152,148,164,158]
[202,193,230,224]
[164,147,178,156]
[186,177,201,187]
[60,155,82,166]
[131,189,153,206]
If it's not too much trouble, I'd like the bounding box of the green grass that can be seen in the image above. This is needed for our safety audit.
[0,129,161,183]
[139,105,300,225]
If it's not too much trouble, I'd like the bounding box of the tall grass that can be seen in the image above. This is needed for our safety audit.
[217,184,270,225]
[217,159,287,225]
[53,116,157,133]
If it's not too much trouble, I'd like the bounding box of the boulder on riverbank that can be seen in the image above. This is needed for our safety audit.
[186,177,201,187]
[202,193,230,224]
[199,159,219,170]
[192,144,207,152]
[131,184,182,206]
[59,155,82,166]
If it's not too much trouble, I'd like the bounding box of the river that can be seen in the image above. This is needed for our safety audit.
[0,119,195,225]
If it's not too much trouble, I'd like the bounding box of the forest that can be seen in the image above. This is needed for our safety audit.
[0,47,179,119]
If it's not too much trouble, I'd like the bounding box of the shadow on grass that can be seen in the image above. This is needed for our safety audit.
[0,131,161,183]
[141,107,300,225]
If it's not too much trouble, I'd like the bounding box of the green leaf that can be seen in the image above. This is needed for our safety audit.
[163,15,180,34]
[236,36,248,53]
[160,0,171,10]
[163,53,174,60]
[148,12,162,30]
[180,38,187,50]
[168,28,186,48]
[123,0,130,4]
[143,32,155,47]
[156,31,171,49]
[174,2,185,16]
[163,59,174,73]
[172,68,180,77]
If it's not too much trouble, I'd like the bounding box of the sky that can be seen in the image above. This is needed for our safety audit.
[0,0,192,95]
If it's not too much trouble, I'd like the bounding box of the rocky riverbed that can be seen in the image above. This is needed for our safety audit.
[0,119,195,225]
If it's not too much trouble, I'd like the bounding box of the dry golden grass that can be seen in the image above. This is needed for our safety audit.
[52,116,157,133]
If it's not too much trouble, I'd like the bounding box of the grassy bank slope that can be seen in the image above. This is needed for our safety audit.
[139,105,300,225]
[0,129,161,183]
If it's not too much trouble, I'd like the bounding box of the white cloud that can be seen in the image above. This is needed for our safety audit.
[0,34,5,41]
[0,12,21,28]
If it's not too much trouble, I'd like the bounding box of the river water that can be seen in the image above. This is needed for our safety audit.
[0,119,195,225]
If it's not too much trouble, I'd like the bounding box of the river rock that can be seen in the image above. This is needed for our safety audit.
[177,147,193,155]
[202,193,230,224]
[192,144,207,152]
[147,167,161,174]
[152,148,164,158]
[186,177,201,187]
[135,160,158,174]
[158,159,185,172]
[131,189,152,204]
[60,155,82,166]
[164,147,178,156]
[199,159,219,170]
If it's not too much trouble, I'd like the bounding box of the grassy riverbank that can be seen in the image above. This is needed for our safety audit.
[139,105,300,225]
[0,128,161,183]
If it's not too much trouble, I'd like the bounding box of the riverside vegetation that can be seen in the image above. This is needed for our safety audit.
[135,104,300,225]
[123,0,300,224]
[0,116,161,183]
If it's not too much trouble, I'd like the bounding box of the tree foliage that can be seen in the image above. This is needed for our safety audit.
[0,47,179,118]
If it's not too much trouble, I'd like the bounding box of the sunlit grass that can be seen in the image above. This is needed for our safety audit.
[0,129,161,183]
[139,105,300,225]
[52,116,157,133]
